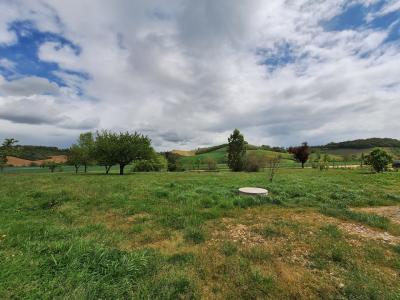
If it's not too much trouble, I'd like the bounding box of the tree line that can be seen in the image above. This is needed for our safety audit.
[1,130,397,174]
[68,131,161,175]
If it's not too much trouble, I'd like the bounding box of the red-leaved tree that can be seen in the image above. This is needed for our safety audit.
[289,142,310,168]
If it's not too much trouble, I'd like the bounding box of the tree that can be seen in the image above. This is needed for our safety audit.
[288,142,310,168]
[360,153,365,168]
[0,138,18,172]
[164,152,184,172]
[266,155,281,182]
[94,131,153,175]
[44,161,58,173]
[365,148,392,173]
[94,131,117,174]
[227,129,246,172]
[67,144,83,173]
[78,132,95,173]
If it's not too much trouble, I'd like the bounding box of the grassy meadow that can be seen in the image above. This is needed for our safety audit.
[1,169,400,299]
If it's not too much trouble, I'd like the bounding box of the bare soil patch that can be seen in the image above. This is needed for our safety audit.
[338,223,400,245]
[6,155,67,167]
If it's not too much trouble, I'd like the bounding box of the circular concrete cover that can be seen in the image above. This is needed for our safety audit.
[239,187,268,196]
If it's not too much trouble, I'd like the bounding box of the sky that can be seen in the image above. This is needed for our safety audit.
[0,0,399,150]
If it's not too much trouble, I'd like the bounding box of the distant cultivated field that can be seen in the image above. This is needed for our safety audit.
[1,169,400,299]
[6,155,67,167]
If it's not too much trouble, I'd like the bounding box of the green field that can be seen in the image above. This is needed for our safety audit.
[1,169,400,299]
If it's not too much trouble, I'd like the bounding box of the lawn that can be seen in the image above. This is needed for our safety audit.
[1,169,400,299]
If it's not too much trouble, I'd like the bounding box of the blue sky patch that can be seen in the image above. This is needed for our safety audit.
[257,43,298,72]
[323,0,400,45]
[0,20,87,88]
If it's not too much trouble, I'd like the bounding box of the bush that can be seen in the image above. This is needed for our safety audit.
[365,148,392,172]
[203,157,217,170]
[244,152,266,172]
[133,153,167,172]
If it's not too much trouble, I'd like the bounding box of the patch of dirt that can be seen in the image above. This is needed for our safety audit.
[210,220,266,246]
[225,223,266,245]
[338,223,400,245]
[355,206,400,225]
[6,155,67,167]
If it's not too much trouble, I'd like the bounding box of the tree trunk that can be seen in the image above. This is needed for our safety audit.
[105,166,111,174]
[75,165,79,174]
[84,164,87,173]
[119,164,125,175]
[301,162,305,168]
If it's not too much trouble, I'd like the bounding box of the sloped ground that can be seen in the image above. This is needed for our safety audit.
[6,155,67,167]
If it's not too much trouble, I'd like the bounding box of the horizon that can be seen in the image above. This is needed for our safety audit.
[0,1,399,150]
[7,136,400,152]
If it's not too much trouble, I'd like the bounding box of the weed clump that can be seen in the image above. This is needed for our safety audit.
[184,228,205,244]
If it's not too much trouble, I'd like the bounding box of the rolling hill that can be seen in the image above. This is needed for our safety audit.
[6,155,68,167]
[175,137,400,169]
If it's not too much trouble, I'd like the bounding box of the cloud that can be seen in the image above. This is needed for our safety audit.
[0,58,16,71]
[0,0,399,149]
[0,76,60,96]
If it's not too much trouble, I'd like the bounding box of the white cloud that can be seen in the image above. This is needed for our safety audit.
[0,0,399,149]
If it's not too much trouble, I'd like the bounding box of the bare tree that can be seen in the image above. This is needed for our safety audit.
[266,155,282,182]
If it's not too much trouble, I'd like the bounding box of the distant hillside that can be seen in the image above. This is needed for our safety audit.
[6,155,67,167]
[171,150,196,156]
[8,145,68,161]
[320,138,400,149]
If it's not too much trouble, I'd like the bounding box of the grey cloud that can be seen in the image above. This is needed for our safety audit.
[0,98,65,125]
[0,76,60,96]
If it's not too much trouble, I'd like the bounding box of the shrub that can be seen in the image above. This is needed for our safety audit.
[203,156,217,170]
[365,148,392,172]
[244,152,266,172]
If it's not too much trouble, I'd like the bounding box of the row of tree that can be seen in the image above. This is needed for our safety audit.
[68,131,155,175]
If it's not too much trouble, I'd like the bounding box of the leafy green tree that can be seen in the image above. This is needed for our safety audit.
[44,161,58,173]
[94,131,153,175]
[227,129,246,172]
[78,132,95,173]
[94,131,117,174]
[67,144,83,173]
[288,142,310,168]
[164,152,184,172]
[0,138,18,172]
[365,148,392,173]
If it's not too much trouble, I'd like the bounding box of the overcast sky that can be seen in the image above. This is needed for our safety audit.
[0,0,399,149]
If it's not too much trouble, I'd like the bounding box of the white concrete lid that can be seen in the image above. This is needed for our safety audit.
[238,187,268,195]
